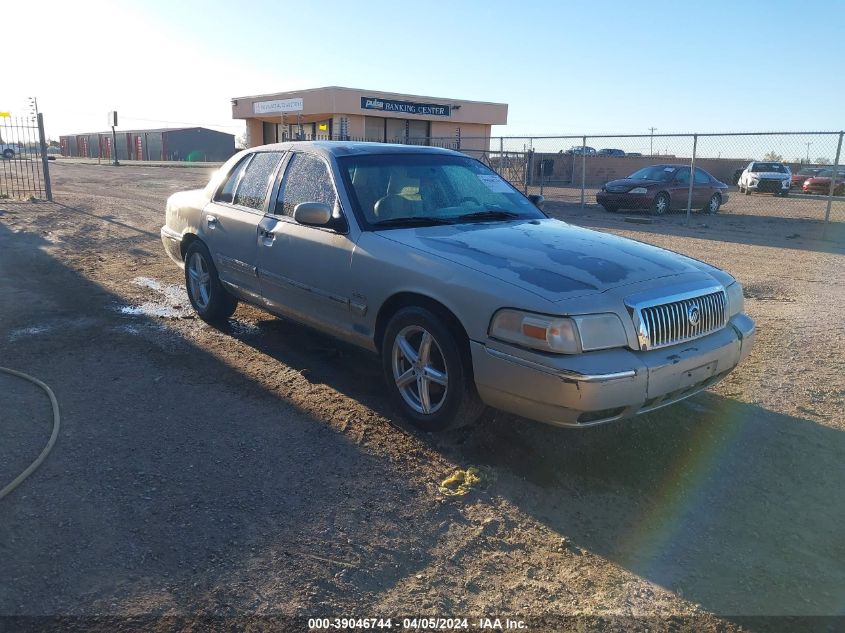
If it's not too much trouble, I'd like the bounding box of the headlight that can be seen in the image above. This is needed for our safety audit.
[628,187,648,194]
[489,309,627,354]
[726,282,744,318]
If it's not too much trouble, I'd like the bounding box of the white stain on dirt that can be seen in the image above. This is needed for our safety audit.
[117,276,194,319]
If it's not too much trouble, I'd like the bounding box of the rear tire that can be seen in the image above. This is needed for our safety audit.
[184,241,238,324]
[2,149,14,159]
[382,306,485,432]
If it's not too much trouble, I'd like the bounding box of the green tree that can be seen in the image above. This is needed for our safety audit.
[763,150,783,161]
[815,156,832,165]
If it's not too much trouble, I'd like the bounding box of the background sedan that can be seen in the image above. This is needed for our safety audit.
[802,168,845,196]
[596,164,729,215]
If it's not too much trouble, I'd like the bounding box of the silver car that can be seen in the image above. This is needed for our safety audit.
[161,142,755,431]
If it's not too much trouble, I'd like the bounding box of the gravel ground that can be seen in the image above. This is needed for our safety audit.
[0,163,843,631]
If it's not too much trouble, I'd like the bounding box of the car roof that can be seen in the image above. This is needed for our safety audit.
[247,140,463,159]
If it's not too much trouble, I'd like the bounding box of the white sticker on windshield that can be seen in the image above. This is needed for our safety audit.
[477,174,513,193]
[664,167,674,172]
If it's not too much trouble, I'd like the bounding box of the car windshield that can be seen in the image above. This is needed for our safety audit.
[338,153,544,228]
[626,166,676,181]
[751,162,787,173]
[798,169,820,176]
[816,170,844,178]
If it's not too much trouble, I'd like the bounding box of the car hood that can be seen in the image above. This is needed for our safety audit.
[604,178,663,189]
[378,219,717,302]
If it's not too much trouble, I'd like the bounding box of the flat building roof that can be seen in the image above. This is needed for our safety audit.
[231,86,507,125]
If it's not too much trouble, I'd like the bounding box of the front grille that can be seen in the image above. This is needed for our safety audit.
[606,185,629,193]
[757,179,783,192]
[634,290,726,350]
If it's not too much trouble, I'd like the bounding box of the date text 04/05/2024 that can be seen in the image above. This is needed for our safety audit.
[307,617,527,630]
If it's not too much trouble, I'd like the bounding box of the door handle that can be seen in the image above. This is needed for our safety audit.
[259,228,275,238]
[207,215,218,227]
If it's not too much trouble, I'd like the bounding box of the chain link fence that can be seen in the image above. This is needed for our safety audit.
[425,131,845,225]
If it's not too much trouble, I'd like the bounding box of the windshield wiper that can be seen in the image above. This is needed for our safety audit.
[372,216,454,228]
[455,209,521,222]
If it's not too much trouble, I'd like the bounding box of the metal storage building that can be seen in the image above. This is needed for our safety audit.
[59,126,235,162]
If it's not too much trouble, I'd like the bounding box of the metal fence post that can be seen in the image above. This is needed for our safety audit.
[540,159,545,197]
[824,131,843,226]
[685,133,698,225]
[499,137,503,179]
[36,113,52,202]
[580,135,587,208]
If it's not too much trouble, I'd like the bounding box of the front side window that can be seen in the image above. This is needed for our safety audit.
[233,152,283,210]
[694,168,711,185]
[675,167,691,184]
[275,153,337,217]
[338,153,543,227]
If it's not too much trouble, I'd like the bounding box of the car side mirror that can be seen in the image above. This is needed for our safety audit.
[528,194,545,210]
[293,202,333,227]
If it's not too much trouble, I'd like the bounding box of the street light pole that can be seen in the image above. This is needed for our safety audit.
[806,142,811,163]
[649,127,657,156]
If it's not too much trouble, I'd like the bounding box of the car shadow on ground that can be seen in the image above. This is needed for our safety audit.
[0,222,458,617]
[234,316,845,617]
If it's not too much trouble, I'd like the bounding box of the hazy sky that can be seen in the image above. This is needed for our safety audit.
[5,0,844,141]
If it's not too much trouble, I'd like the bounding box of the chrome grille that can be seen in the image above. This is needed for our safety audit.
[634,290,726,350]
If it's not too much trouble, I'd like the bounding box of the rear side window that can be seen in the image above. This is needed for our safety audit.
[694,168,710,185]
[275,153,337,217]
[214,156,250,203]
[233,152,283,210]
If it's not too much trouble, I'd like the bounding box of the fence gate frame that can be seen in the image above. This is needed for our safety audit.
[0,112,52,201]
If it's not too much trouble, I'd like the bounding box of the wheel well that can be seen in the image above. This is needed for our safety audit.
[374,292,473,369]
[180,233,201,259]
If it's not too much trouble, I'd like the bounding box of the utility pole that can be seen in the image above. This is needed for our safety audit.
[806,142,812,163]
[649,127,657,156]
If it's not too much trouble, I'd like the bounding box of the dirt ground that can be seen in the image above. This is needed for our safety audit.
[1,163,843,631]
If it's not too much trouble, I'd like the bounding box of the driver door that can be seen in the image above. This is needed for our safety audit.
[256,151,359,340]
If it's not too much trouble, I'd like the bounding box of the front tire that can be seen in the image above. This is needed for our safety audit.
[651,192,669,215]
[184,241,238,324]
[382,306,484,432]
[705,194,721,214]
[2,149,14,159]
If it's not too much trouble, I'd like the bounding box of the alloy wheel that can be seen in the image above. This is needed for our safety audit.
[187,251,211,310]
[391,325,449,415]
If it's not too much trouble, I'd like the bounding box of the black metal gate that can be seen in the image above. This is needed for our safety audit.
[0,114,52,201]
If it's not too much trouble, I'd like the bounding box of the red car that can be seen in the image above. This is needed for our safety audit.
[596,164,729,215]
[791,167,823,189]
[802,169,845,196]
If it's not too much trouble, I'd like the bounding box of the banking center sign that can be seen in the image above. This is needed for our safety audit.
[361,97,451,117]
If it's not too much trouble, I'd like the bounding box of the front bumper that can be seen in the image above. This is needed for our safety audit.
[471,313,755,427]
[160,225,184,267]
[596,191,653,209]
[746,179,789,193]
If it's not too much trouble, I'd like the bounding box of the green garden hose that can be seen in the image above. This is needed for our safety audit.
[0,367,60,500]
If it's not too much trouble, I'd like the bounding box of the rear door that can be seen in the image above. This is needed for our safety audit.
[256,151,359,340]
[669,167,691,210]
[201,151,284,298]
[694,168,715,207]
